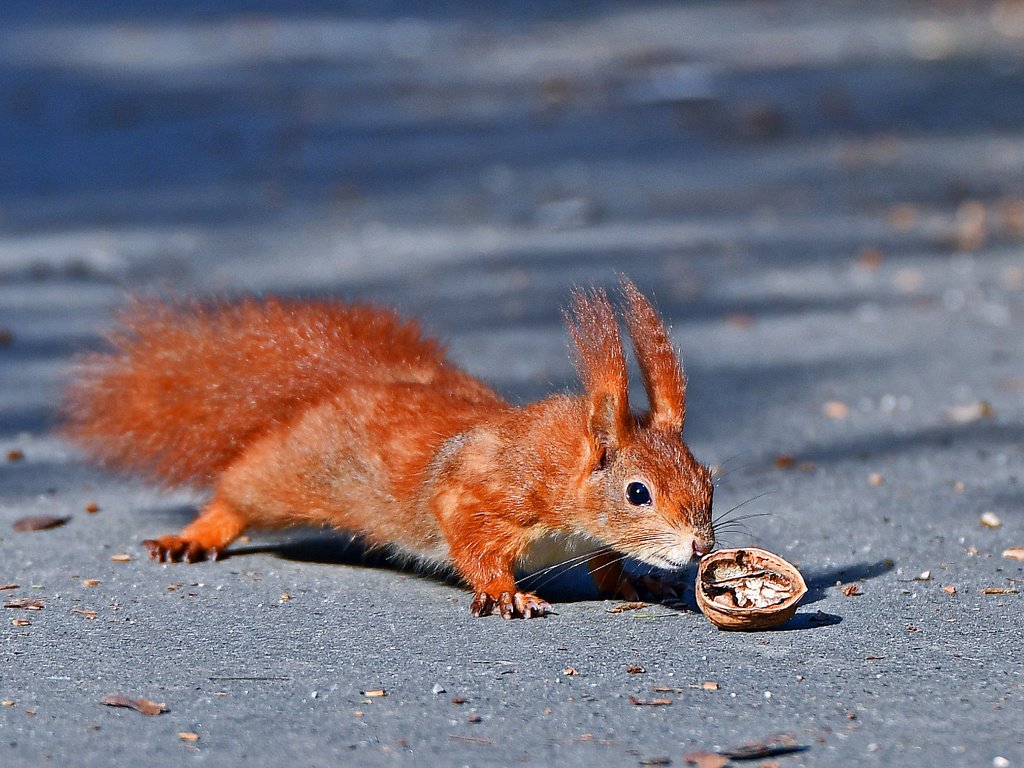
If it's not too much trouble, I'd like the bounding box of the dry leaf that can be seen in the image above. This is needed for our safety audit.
[857,245,884,269]
[13,515,69,532]
[719,733,803,759]
[683,751,729,768]
[1002,547,1024,561]
[10,619,30,627]
[906,625,919,632]
[841,583,862,597]
[3,598,42,610]
[82,579,101,587]
[942,585,957,596]
[823,401,850,420]
[606,602,648,613]
[628,695,672,706]
[100,694,167,716]
[2,700,14,707]
[110,554,132,562]
[562,667,577,676]
[980,512,1002,529]
[625,665,646,674]
[279,593,291,602]
[178,732,199,742]
[773,454,795,470]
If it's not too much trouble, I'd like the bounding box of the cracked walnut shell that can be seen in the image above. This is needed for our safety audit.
[696,548,807,630]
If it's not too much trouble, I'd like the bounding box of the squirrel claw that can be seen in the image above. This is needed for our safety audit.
[143,536,220,564]
[471,590,551,619]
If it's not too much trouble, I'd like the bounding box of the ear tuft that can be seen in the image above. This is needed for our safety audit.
[564,287,632,451]
[619,277,686,432]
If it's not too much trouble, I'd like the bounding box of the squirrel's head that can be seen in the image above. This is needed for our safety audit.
[565,279,715,569]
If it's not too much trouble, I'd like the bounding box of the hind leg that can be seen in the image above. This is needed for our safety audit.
[144,496,247,563]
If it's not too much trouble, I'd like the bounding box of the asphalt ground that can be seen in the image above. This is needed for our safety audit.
[1,2,1023,766]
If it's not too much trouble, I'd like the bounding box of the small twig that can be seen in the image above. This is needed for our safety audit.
[448,734,494,745]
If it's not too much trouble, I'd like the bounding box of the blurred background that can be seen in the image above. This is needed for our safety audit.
[3,1,1023,453]
[2,0,1023,459]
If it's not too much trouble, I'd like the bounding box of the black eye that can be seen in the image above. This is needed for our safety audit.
[626,481,652,506]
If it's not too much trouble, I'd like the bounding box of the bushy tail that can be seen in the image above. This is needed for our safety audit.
[62,297,467,486]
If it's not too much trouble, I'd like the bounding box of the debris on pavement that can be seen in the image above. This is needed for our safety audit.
[683,751,729,768]
[100,694,168,716]
[980,511,1002,528]
[718,732,805,760]
[12,515,69,532]
[3,598,43,610]
[606,602,648,613]
[628,695,672,706]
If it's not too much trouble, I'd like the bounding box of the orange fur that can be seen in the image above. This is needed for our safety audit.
[63,283,715,618]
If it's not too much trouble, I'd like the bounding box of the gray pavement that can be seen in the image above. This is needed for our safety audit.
[1,2,1023,766]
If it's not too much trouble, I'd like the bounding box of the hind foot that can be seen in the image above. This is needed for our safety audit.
[143,535,223,563]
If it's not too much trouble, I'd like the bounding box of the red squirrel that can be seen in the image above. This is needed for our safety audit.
[62,278,715,618]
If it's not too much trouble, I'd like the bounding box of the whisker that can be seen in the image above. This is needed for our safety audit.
[712,459,762,485]
[709,449,757,480]
[526,549,631,593]
[713,492,774,526]
[716,512,773,527]
[519,546,614,584]
[716,530,760,547]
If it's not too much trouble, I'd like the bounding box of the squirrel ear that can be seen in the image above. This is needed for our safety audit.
[564,286,632,461]
[588,391,629,461]
[619,277,686,433]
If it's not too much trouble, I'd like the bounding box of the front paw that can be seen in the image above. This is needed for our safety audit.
[471,590,551,619]
[143,535,222,563]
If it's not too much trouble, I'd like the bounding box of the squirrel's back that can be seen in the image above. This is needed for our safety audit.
[63,297,501,486]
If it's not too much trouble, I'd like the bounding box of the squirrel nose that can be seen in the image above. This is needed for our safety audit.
[692,540,712,558]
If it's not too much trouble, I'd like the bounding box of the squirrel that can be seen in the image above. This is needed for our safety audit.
[62,278,715,619]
